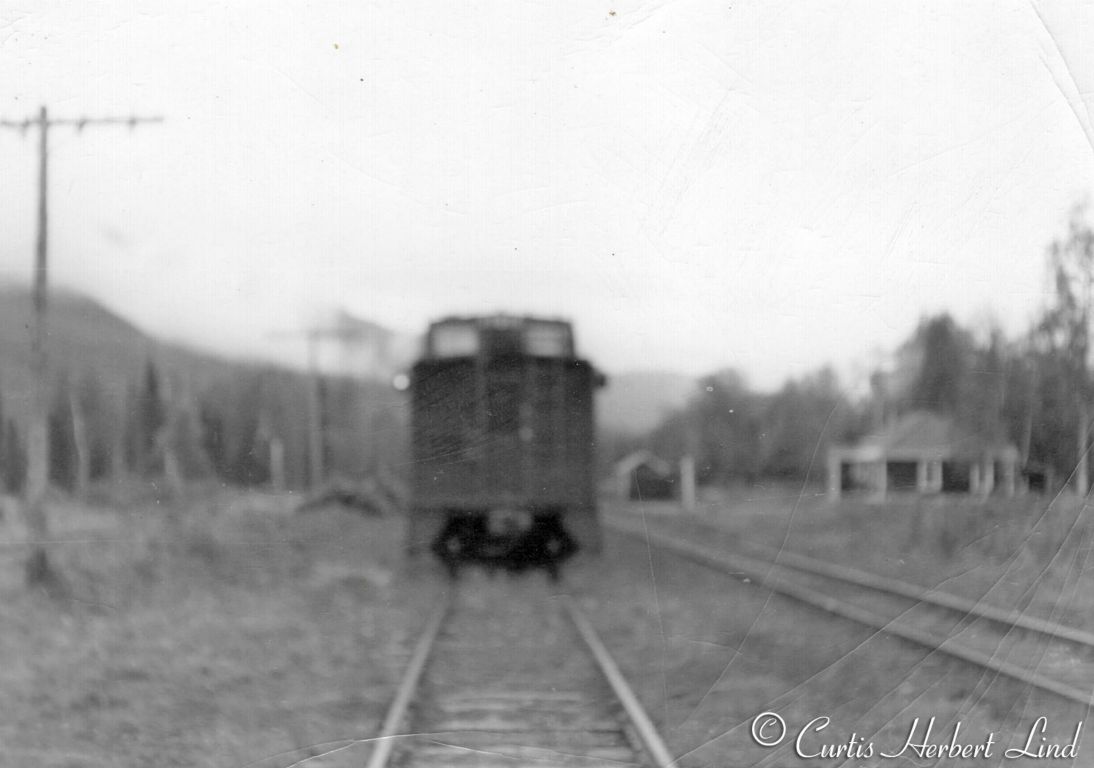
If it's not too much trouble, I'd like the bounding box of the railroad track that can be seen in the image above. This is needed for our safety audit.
[606,513,1094,708]
[357,574,675,768]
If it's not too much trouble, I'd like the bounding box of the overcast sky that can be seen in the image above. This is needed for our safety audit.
[2,1,1093,390]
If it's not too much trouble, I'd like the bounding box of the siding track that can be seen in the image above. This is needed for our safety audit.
[607,513,1094,708]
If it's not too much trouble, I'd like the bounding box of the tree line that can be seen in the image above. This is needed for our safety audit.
[612,205,1094,492]
[8,206,1094,498]
[0,361,407,497]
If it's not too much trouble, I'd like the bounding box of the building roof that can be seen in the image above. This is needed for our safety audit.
[614,449,674,477]
[836,411,1019,461]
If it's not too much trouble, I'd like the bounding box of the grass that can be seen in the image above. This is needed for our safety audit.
[585,497,1094,766]
[0,486,441,768]
[5,483,1090,767]
[607,483,1094,631]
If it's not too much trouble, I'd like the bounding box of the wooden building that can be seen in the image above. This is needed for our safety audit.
[827,411,1020,501]
[613,450,677,501]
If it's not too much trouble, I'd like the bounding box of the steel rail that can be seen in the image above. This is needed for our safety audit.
[607,510,1094,647]
[559,593,678,768]
[608,512,1094,647]
[734,536,1094,649]
[608,518,1094,707]
[364,594,451,768]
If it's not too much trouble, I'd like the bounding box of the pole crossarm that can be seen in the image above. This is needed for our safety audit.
[1,115,164,132]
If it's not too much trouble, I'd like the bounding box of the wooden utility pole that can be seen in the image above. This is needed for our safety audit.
[681,416,699,513]
[267,329,326,489]
[1,106,162,585]
[305,330,324,490]
[269,325,367,490]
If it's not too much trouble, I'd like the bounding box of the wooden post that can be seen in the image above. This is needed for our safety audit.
[874,459,887,501]
[680,455,696,513]
[1077,399,1089,496]
[1003,458,1016,497]
[827,451,842,502]
[915,460,928,493]
[306,332,324,489]
[982,459,995,497]
[269,437,286,492]
[23,106,53,584]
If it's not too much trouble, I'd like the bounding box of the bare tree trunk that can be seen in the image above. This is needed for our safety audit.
[112,427,127,483]
[163,445,183,497]
[69,386,89,498]
[111,379,128,484]
[1021,367,1035,468]
[158,374,184,498]
[1077,398,1089,497]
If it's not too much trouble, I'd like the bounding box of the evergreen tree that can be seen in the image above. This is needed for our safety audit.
[48,378,77,491]
[133,362,166,475]
[906,314,971,416]
[3,423,26,494]
[200,403,228,479]
[0,394,6,493]
[761,367,847,480]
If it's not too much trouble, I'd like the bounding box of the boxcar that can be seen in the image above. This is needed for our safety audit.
[406,315,604,563]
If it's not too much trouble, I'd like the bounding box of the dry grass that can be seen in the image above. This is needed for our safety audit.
[5,484,1089,767]
[609,483,1094,632]
[0,486,440,768]
[581,518,1093,767]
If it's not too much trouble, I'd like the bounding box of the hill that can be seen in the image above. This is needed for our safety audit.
[0,285,279,418]
[0,286,407,490]
[596,370,696,435]
[0,287,692,484]
[0,286,151,413]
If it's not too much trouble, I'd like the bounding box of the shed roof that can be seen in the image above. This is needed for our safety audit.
[614,449,674,477]
[838,411,1018,461]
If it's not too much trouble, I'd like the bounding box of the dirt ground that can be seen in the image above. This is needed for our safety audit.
[2,487,1090,767]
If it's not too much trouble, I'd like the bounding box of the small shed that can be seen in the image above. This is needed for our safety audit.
[613,450,677,501]
[827,411,1020,501]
